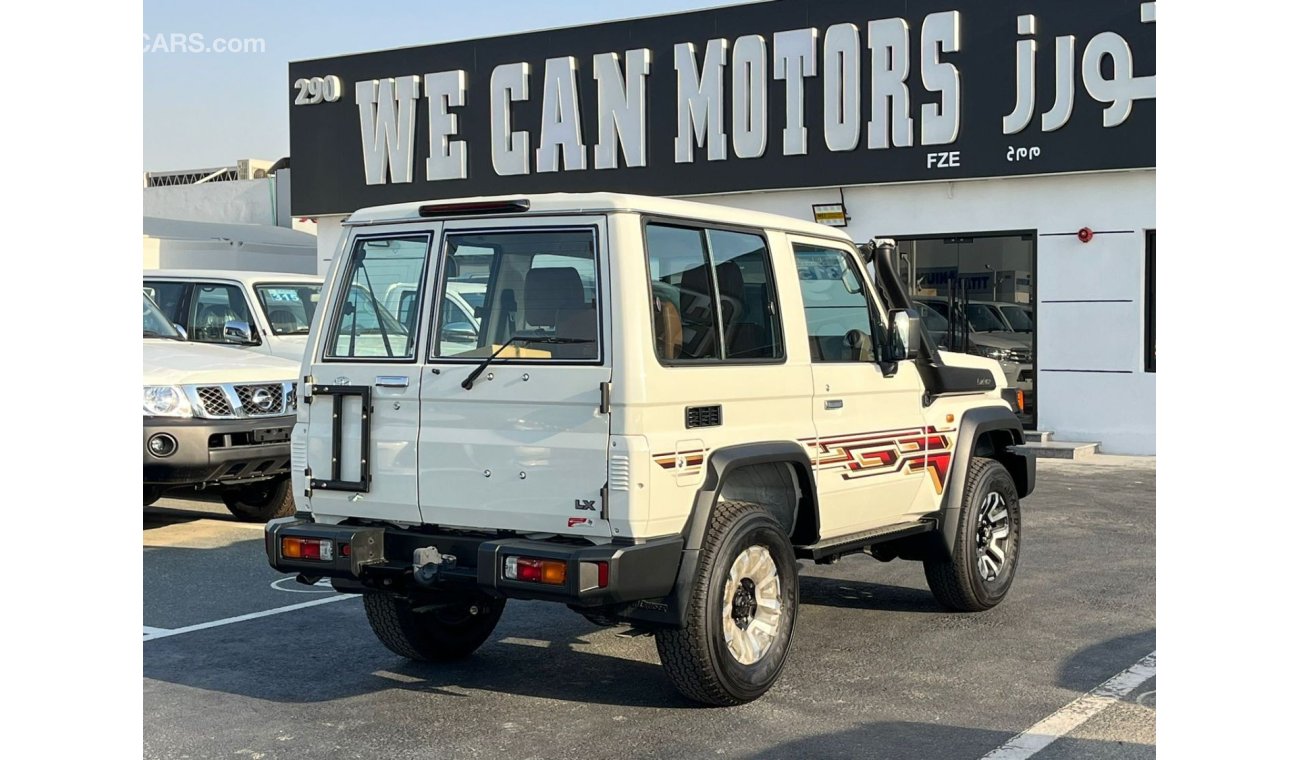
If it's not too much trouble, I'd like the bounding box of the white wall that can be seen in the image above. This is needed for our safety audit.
[314,216,347,278]
[144,178,279,226]
[697,171,1156,454]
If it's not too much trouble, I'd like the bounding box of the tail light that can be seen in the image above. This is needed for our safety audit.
[282,536,334,561]
[504,556,567,585]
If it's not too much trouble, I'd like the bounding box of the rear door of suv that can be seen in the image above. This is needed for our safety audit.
[302,226,440,524]
[416,218,613,538]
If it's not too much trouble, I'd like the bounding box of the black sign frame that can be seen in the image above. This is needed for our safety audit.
[288,0,1155,216]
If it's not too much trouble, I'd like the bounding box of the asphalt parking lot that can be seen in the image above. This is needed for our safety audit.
[144,456,1155,760]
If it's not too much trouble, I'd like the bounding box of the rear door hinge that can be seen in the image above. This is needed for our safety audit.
[599,381,613,415]
[302,375,314,405]
[600,481,609,522]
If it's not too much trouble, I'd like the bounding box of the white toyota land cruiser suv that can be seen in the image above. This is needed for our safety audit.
[265,194,1034,705]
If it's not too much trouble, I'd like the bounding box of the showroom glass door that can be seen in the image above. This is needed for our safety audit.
[893,234,1036,428]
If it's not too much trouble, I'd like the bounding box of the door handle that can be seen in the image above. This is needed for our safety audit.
[824,399,844,410]
[375,376,410,388]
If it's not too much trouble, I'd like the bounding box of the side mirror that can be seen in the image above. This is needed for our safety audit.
[173,324,188,340]
[886,308,921,362]
[223,320,255,345]
[441,322,477,342]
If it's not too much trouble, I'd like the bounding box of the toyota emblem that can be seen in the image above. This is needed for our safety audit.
[251,388,275,411]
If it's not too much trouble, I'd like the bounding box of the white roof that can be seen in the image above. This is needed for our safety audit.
[143,269,322,286]
[346,192,853,241]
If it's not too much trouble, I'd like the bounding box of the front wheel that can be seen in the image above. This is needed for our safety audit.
[654,501,799,706]
[221,476,296,522]
[364,592,505,661]
[924,457,1022,611]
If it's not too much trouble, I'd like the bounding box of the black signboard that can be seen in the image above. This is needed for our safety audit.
[288,0,1155,216]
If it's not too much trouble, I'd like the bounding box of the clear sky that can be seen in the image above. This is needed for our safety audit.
[143,0,757,171]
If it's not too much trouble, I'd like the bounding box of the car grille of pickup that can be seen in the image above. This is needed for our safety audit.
[191,382,297,419]
[1005,349,1032,364]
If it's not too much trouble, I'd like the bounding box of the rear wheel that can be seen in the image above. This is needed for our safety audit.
[221,476,296,522]
[924,457,1022,611]
[654,501,798,705]
[363,592,505,661]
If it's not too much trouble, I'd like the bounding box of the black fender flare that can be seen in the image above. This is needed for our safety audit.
[681,441,817,552]
[622,441,816,628]
[938,405,1034,558]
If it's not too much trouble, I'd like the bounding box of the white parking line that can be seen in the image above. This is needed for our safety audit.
[981,651,1156,759]
[143,595,357,642]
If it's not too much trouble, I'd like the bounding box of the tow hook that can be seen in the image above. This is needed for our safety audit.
[413,547,457,587]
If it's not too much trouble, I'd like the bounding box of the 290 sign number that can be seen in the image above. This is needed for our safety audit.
[293,75,343,106]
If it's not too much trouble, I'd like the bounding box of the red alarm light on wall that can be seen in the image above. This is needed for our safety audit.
[1077,227,1094,243]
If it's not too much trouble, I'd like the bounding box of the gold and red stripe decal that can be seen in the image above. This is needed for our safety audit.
[653,448,707,475]
[802,426,954,493]
[651,426,956,494]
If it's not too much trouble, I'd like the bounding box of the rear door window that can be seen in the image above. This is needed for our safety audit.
[326,235,431,360]
[434,229,600,361]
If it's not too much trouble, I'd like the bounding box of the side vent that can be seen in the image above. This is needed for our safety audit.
[609,454,631,491]
[685,405,722,429]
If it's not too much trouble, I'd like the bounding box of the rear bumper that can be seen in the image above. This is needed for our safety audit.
[265,517,684,607]
[144,415,293,486]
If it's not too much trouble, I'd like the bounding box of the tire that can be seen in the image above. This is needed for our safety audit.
[221,476,296,522]
[363,592,505,661]
[924,457,1022,612]
[654,501,799,706]
[143,486,165,507]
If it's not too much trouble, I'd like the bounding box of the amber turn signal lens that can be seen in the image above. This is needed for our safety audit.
[540,560,567,585]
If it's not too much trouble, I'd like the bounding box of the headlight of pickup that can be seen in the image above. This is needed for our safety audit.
[971,345,1008,361]
[143,385,193,417]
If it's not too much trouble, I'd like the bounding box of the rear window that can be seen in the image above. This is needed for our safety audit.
[434,229,600,361]
[325,235,430,360]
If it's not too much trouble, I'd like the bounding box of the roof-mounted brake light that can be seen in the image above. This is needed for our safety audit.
[417,199,531,217]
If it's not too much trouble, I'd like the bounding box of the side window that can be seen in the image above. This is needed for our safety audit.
[143,281,189,326]
[256,284,320,335]
[326,235,430,359]
[707,229,783,360]
[646,224,718,361]
[793,244,883,362]
[189,283,255,344]
[645,223,784,363]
